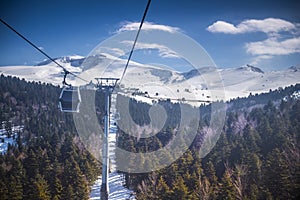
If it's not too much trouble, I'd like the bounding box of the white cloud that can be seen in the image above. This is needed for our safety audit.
[207,18,300,65]
[97,47,125,57]
[117,21,181,33]
[249,55,274,66]
[207,21,241,34]
[122,40,181,58]
[246,37,300,56]
[207,18,296,34]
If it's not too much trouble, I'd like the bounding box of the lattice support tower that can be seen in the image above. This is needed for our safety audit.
[95,78,119,200]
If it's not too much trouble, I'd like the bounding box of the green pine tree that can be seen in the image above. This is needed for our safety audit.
[8,175,23,200]
[156,176,171,199]
[218,169,236,200]
[169,176,191,200]
[52,177,63,200]
[0,180,9,199]
[34,173,51,200]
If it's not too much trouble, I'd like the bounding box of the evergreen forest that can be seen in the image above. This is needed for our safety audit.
[0,75,101,200]
[0,74,299,199]
[117,84,300,199]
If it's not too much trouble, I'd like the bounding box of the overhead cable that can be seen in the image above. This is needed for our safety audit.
[0,18,89,83]
[119,0,152,83]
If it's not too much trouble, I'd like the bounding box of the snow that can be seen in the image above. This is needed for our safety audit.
[0,55,299,103]
[89,98,135,200]
[90,172,134,200]
[292,90,300,99]
[283,90,300,101]
[0,125,24,154]
[1,56,299,198]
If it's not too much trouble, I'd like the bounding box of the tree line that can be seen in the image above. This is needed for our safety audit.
[1,73,299,199]
[116,84,300,199]
[0,74,101,200]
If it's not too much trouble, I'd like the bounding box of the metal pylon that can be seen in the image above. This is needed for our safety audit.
[95,78,119,200]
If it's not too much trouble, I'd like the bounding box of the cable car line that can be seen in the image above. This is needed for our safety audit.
[119,0,152,83]
[1,2,213,112]
[1,0,152,85]
[0,18,89,84]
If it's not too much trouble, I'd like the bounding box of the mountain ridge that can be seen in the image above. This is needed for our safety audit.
[0,55,299,102]
[236,64,264,74]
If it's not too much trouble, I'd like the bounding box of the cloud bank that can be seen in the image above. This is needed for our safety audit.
[207,18,300,65]
[121,40,181,58]
[114,22,182,59]
[207,18,296,35]
[246,37,300,56]
[117,21,181,33]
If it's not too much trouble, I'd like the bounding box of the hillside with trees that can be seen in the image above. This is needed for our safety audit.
[1,74,299,199]
[117,84,300,199]
[0,74,101,200]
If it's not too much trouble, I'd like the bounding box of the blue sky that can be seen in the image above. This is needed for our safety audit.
[0,0,299,71]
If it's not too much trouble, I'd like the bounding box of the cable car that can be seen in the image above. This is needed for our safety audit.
[58,86,81,112]
[114,112,120,121]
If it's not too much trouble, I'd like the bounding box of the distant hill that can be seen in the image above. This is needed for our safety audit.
[0,55,299,103]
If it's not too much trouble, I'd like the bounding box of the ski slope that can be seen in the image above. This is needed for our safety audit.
[89,98,135,200]
[0,56,299,103]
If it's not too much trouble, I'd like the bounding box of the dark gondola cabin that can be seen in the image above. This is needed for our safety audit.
[59,86,81,112]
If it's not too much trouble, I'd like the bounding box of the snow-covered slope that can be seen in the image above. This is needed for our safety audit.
[36,55,85,67]
[0,125,23,154]
[220,65,300,100]
[0,55,299,102]
[89,101,135,200]
[0,55,84,86]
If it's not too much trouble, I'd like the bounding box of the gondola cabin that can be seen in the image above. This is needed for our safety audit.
[59,86,81,112]
[114,112,120,121]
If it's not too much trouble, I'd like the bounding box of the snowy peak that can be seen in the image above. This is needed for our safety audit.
[288,65,300,72]
[81,54,108,70]
[181,68,200,79]
[236,64,264,74]
[0,55,299,102]
[181,66,217,79]
[149,68,173,83]
[36,55,85,67]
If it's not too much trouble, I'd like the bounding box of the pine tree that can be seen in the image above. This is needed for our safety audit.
[8,175,23,200]
[263,147,299,199]
[243,125,260,153]
[248,184,259,200]
[156,176,171,199]
[62,185,75,200]
[242,152,261,185]
[52,177,63,200]
[34,173,51,200]
[218,169,236,200]
[169,176,191,200]
[7,159,24,200]
[136,173,158,199]
[204,160,218,198]
[24,148,39,179]
[0,180,9,199]
[195,176,211,200]
[63,156,89,200]
[40,151,52,179]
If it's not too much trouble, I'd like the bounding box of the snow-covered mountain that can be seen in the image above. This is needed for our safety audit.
[0,55,299,102]
[0,55,84,86]
[36,55,85,67]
